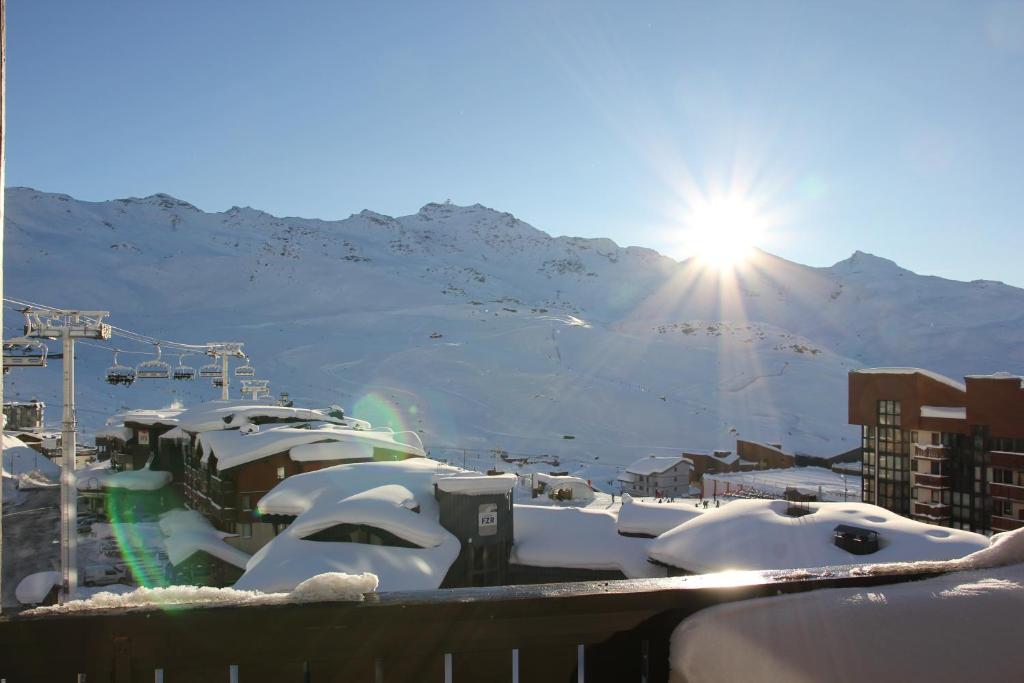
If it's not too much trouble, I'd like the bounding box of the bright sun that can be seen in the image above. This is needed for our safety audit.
[684,198,765,270]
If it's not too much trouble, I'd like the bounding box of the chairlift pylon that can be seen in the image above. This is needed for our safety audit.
[105,350,136,386]
[136,344,171,380]
[173,353,196,381]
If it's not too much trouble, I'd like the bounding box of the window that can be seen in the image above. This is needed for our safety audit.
[241,495,252,511]
[911,431,919,444]
[931,432,941,446]
[240,523,252,538]
[276,466,286,480]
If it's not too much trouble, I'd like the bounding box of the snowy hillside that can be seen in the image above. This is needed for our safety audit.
[5,188,1024,466]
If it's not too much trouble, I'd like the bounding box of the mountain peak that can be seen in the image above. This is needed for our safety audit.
[829,250,908,276]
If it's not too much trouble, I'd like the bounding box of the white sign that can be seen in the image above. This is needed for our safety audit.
[478,503,498,536]
[138,429,150,446]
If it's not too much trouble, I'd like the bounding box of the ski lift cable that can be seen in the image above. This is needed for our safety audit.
[4,297,228,354]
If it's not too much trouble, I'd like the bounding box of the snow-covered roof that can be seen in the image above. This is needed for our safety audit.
[2,437,60,490]
[625,455,689,476]
[649,500,989,573]
[670,530,1024,683]
[197,423,425,471]
[533,473,595,501]
[158,426,189,441]
[112,407,183,427]
[920,405,966,420]
[94,426,133,442]
[511,505,664,578]
[964,371,1023,380]
[433,471,517,495]
[159,509,251,569]
[76,461,172,492]
[852,367,967,392]
[616,497,703,537]
[238,459,464,592]
[176,401,363,434]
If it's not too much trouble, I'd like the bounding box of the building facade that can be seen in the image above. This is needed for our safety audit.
[850,368,1024,534]
[618,456,692,497]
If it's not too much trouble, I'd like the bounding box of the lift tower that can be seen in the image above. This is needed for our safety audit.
[23,308,111,602]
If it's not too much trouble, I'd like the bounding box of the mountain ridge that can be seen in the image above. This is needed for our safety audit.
[4,187,1022,467]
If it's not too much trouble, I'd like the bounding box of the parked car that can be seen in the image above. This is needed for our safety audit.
[83,564,128,587]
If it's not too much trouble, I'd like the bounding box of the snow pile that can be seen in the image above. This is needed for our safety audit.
[511,505,664,578]
[2,433,60,490]
[649,500,988,573]
[920,405,966,420]
[25,571,378,614]
[159,509,251,570]
[15,571,60,605]
[670,562,1024,683]
[75,461,171,491]
[239,459,464,592]
[616,497,703,537]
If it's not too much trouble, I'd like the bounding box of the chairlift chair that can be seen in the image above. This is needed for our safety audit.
[136,345,171,380]
[105,351,136,386]
[3,338,48,371]
[212,377,225,388]
[234,362,255,377]
[199,363,221,378]
[173,354,196,381]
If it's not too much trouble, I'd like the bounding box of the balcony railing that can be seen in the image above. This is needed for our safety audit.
[912,473,951,489]
[913,502,951,520]
[0,565,943,682]
[989,482,1024,502]
[913,445,949,461]
[990,515,1024,533]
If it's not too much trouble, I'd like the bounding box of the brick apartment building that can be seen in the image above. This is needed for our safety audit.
[849,368,1024,534]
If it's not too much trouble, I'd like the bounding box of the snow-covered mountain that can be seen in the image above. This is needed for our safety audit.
[5,188,1024,465]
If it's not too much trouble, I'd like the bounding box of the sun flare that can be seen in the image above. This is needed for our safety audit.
[683,198,766,270]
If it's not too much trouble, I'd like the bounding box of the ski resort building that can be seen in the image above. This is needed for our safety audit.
[186,420,427,553]
[2,399,45,431]
[617,455,692,497]
[850,368,1024,534]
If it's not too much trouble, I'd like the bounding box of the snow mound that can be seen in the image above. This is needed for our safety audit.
[15,571,60,605]
[25,571,378,614]
[670,562,1024,683]
[616,498,703,537]
[649,500,988,573]
[159,508,251,570]
[856,525,1024,575]
[289,572,379,602]
[511,505,664,578]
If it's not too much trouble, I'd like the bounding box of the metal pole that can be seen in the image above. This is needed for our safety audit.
[220,353,229,401]
[0,0,6,615]
[60,324,77,601]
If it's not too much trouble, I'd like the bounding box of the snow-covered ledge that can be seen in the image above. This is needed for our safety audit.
[669,527,1024,683]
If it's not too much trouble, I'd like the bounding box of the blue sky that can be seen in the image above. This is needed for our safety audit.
[7,1,1024,285]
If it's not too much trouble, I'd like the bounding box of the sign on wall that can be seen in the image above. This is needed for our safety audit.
[138,429,150,446]
[478,503,497,536]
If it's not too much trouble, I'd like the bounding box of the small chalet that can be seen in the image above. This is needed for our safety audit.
[618,455,692,497]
